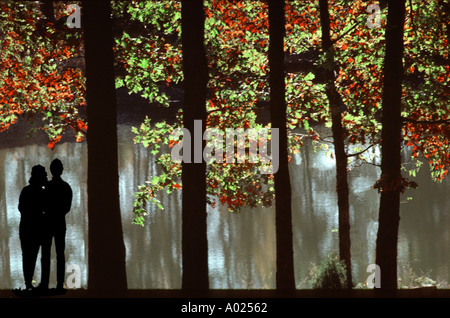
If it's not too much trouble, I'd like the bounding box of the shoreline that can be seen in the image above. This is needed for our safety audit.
[0,287,447,298]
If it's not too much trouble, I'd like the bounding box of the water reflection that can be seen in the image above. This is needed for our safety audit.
[1,124,450,289]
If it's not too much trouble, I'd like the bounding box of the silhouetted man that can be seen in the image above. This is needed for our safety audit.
[40,158,72,291]
[18,165,47,291]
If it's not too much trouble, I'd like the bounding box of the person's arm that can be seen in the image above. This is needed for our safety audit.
[18,187,31,216]
[65,183,73,214]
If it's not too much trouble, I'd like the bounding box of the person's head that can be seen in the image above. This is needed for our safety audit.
[50,158,64,177]
[29,165,47,186]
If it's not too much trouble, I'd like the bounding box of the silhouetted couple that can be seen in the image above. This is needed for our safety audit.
[18,158,72,292]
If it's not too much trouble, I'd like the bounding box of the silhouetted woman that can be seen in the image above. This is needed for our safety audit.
[18,165,47,291]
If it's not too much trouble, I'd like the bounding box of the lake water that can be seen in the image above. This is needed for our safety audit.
[1,124,449,289]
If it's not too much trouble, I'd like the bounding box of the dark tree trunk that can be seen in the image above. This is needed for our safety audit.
[318,0,352,288]
[375,0,406,291]
[268,0,296,292]
[181,0,209,291]
[82,0,127,296]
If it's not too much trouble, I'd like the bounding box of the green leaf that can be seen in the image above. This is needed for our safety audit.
[304,72,315,81]
[151,176,160,185]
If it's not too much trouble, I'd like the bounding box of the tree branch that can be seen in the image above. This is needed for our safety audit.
[347,143,376,157]
[402,117,450,125]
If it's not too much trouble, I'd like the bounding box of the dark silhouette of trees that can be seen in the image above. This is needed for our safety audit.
[181,0,209,291]
[318,0,352,289]
[375,0,407,291]
[268,0,295,291]
[82,0,127,295]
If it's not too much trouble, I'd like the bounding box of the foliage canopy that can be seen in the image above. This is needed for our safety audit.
[0,0,448,225]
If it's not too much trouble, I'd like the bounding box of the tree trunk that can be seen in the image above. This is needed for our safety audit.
[181,0,209,291]
[268,0,296,292]
[375,0,406,291]
[82,0,127,296]
[318,0,352,288]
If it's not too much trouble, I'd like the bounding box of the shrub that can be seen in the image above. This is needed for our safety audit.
[310,253,348,289]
